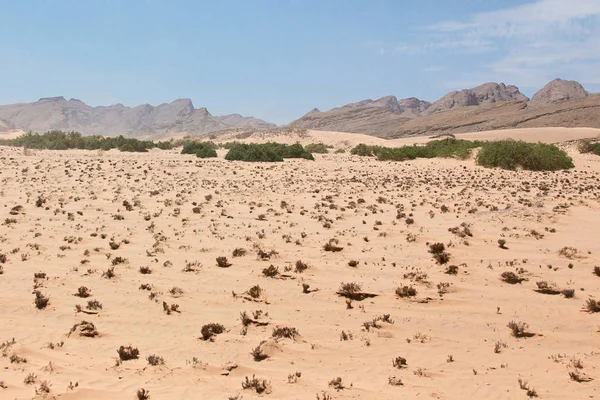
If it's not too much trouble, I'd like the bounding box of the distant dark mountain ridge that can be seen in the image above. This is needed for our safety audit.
[289,78,598,137]
[0,97,276,138]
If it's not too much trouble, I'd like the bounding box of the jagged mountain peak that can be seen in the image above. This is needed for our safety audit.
[529,78,588,107]
[0,97,275,137]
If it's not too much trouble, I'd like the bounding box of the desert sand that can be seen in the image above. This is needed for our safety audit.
[0,130,26,141]
[1,128,600,400]
[214,127,600,148]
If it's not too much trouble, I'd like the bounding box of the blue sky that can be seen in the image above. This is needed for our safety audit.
[1,0,599,124]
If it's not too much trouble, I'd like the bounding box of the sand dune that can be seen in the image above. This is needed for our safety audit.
[0,129,26,140]
[215,127,600,149]
[1,128,599,399]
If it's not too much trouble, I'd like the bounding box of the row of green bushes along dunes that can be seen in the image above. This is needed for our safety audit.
[351,138,574,171]
[0,130,581,171]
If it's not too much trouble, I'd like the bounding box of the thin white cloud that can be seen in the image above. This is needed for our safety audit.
[424,66,447,73]
[426,0,600,37]
[419,0,600,88]
[465,0,600,31]
[394,38,496,54]
[426,21,475,33]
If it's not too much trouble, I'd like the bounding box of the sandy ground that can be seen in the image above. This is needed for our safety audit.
[0,130,26,140]
[222,127,600,149]
[1,128,600,400]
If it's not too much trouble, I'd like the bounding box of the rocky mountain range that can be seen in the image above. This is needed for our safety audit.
[0,78,597,139]
[289,78,598,137]
[424,82,528,114]
[0,97,276,138]
[339,95,432,117]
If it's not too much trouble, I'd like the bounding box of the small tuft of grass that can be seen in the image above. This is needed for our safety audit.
[24,373,37,385]
[272,326,299,340]
[232,248,247,257]
[247,285,262,299]
[251,342,269,361]
[338,282,361,299]
[323,239,343,252]
[507,321,535,338]
[102,267,116,279]
[501,271,526,284]
[561,288,575,298]
[200,323,225,341]
[584,298,600,313]
[395,286,417,298]
[139,266,152,274]
[262,265,279,278]
[518,378,538,398]
[87,300,103,310]
[69,321,99,338]
[392,356,407,369]
[295,260,309,273]
[137,388,150,400]
[34,291,49,309]
[569,370,594,382]
[216,256,232,268]
[241,375,271,394]
[146,354,164,366]
[328,377,345,391]
[75,286,91,298]
[117,345,139,361]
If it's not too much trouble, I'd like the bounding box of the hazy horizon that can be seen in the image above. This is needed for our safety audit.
[1,0,599,124]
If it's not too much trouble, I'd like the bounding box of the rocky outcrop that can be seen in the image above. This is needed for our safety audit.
[215,113,277,130]
[0,97,276,137]
[340,95,430,117]
[397,97,432,116]
[528,78,588,108]
[424,82,528,114]
[289,78,597,138]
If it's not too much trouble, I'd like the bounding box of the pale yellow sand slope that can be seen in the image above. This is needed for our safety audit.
[210,127,600,150]
[0,128,599,399]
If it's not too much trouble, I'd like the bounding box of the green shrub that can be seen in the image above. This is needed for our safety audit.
[0,130,174,152]
[476,140,574,171]
[351,139,480,161]
[220,141,240,149]
[225,143,282,162]
[119,140,149,152]
[224,142,314,162]
[351,143,377,156]
[195,147,217,158]
[350,139,574,171]
[378,139,482,161]
[577,139,600,155]
[181,141,216,153]
[181,141,217,158]
[305,143,330,154]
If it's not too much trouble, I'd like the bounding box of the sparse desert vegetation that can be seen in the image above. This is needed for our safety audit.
[180,141,218,158]
[224,142,314,162]
[351,138,575,171]
[476,140,574,171]
[304,142,331,154]
[0,130,175,152]
[0,128,599,399]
